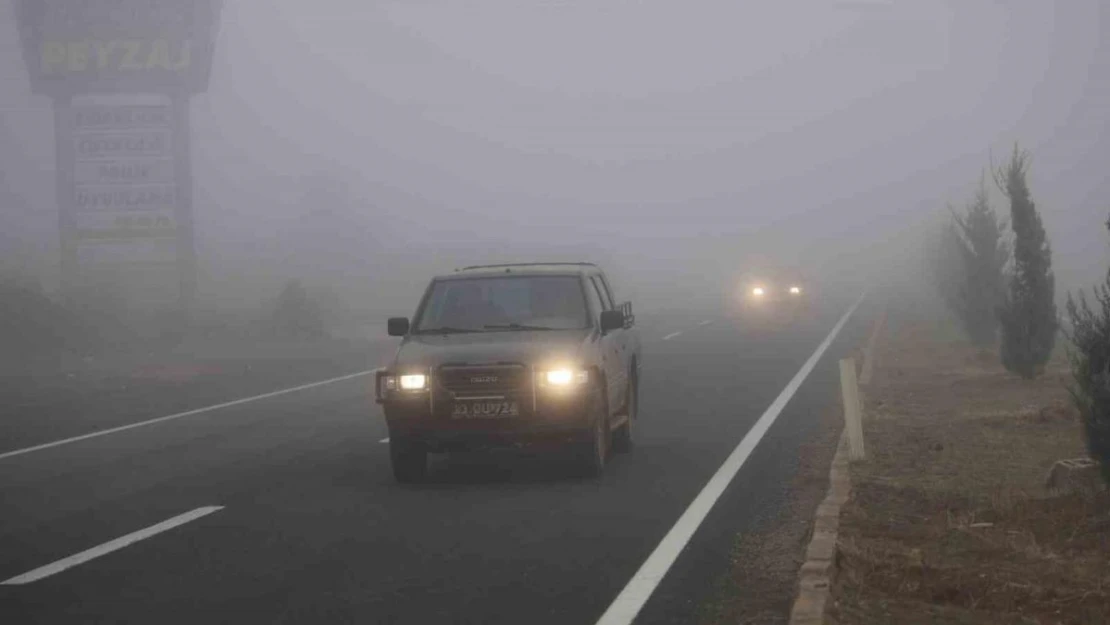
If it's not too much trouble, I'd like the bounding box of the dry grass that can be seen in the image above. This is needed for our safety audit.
[830,316,1110,625]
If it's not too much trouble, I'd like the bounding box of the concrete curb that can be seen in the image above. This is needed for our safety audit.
[787,305,885,625]
[787,430,851,625]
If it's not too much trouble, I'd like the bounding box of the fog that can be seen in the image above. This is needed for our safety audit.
[2,0,1108,329]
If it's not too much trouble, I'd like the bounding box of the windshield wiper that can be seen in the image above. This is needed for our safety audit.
[483,323,559,331]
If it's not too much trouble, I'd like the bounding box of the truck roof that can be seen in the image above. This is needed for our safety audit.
[439,262,605,280]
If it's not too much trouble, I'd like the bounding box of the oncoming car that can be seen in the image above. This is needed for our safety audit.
[375,263,642,483]
[734,268,814,322]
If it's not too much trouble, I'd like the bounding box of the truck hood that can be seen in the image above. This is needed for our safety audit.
[390,329,595,369]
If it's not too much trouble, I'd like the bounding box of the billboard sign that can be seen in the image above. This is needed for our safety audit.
[15,0,223,96]
[65,94,182,272]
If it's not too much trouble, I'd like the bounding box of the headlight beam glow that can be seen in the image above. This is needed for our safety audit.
[543,368,589,386]
[546,369,574,385]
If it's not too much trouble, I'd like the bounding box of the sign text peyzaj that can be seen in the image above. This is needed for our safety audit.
[15,0,223,96]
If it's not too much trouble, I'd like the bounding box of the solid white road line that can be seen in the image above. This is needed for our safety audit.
[1,506,224,585]
[662,331,683,341]
[699,320,712,326]
[379,437,390,444]
[0,370,376,461]
[594,294,865,625]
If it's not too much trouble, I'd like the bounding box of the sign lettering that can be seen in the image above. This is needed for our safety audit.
[75,131,170,159]
[42,39,192,75]
[75,185,177,211]
[75,105,170,129]
[16,0,223,95]
[74,210,177,233]
[75,159,175,185]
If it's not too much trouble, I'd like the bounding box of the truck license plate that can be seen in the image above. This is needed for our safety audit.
[452,400,519,419]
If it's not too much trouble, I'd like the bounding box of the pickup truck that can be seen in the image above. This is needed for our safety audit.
[375,262,642,483]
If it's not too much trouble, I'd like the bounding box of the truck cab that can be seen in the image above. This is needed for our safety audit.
[375,263,642,483]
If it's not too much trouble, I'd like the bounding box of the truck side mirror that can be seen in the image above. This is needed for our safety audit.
[387,317,410,337]
[599,310,624,333]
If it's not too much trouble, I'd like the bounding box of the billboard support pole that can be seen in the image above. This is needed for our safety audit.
[173,96,197,324]
[53,97,77,307]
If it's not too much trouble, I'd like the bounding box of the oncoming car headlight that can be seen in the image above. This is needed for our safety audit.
[789,286,802,295]
[752,286,765,297]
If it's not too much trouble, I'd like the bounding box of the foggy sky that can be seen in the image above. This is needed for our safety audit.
[2,0,1108,316]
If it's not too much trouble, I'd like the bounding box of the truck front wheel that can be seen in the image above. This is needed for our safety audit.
[572,388,610,478]
[390,437,428,484]
[612,369,637,453]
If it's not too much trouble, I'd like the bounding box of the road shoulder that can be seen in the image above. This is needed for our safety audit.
[829,313,1108,623]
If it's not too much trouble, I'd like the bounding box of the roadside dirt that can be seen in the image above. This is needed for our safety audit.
[830,315,1109,625]
[698,398,844,625]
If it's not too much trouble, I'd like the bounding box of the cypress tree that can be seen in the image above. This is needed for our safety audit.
[995,144,1056,378]
[950,173,1009,346]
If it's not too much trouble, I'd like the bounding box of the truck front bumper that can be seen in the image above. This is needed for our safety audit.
[380,386,598,453]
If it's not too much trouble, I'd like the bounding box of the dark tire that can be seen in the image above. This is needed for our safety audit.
[612,369,637,454]
[572,389,609,478]
[390,437,428,484]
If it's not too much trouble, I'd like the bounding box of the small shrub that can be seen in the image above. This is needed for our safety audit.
[1066,259,1110,486]
[270,279,326,340]
[0,278,82,356]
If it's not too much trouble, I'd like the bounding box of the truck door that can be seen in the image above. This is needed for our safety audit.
[587,275,625,413]
[594,274,628,363]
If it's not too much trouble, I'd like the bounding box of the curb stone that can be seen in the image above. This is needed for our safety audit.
[787,305,884,625]
[788,432,851,625]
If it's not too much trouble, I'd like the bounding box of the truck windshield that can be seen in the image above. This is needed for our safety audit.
[413,276,590,333]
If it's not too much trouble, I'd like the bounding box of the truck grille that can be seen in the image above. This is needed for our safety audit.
[437,365,530,396]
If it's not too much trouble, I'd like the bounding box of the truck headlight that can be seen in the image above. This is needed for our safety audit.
[541,368,589,387]
[379,373,427,395]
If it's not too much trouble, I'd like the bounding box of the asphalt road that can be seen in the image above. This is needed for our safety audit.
[0,295,875,625]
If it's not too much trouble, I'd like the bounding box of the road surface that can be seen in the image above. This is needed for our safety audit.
[0,296,875,624]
